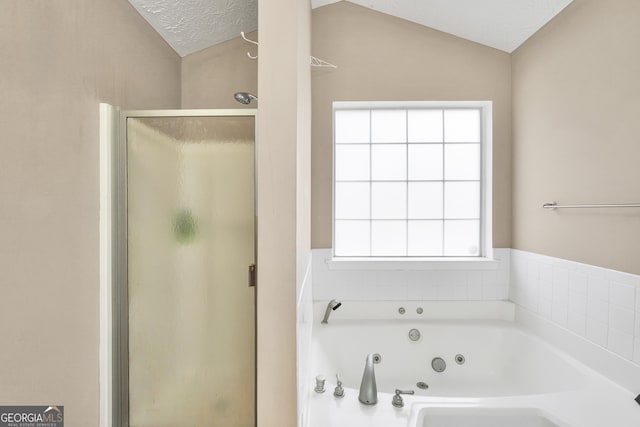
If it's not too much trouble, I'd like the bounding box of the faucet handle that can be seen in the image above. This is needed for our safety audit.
[334,374,344,398]
[314,375,326,393]
[392,389,415,408]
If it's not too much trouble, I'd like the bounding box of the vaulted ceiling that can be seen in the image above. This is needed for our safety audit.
[127,0,573,57]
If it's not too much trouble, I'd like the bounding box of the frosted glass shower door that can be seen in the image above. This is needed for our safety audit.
[124,113,255,427]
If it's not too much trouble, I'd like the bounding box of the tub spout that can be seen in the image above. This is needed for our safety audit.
[321,299,342,324]
[358,354,378,405]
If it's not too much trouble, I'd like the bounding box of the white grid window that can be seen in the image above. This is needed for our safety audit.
[333,102,491,258]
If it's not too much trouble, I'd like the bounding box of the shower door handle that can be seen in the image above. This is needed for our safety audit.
[248,264,256,287]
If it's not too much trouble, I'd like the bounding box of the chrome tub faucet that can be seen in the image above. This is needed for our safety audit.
[358,353,378,405]
[321,299,342,324]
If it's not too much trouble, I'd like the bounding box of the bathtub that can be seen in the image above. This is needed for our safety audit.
[306,301,640,427]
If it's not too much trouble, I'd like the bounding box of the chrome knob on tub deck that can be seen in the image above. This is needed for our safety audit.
[358,354,378,405]
[334,374,344,398]
[392,389,415,408]
[321,299,342,324]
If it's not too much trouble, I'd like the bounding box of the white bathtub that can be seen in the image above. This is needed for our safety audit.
[306,301,640,427]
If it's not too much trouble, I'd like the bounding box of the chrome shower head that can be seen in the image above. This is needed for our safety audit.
[234,92,258,105]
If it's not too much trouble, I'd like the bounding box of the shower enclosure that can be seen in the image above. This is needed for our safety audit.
[112,109,256,427]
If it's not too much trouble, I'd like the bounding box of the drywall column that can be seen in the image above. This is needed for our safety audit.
[257,0,311,426]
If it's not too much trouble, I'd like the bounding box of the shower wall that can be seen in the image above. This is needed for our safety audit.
[182,32,258,109]
[127,117,255,426]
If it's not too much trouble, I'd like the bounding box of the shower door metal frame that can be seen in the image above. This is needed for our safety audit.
[113,108,258,427]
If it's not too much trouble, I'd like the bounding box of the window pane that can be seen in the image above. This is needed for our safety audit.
[408,220,443,256]
[335,144,370,181]
[444,182,480,219]
[372,220,406,256]
[408,109,443,142]
[444,144,480,180]
[408,182,443,219]
[335,182,370,219]
[444,109,480,142]
[335,220,370,256]
[371,110,406,143]
[408,144,443,180]
[444,220,480,256]
[372,182,406,219]
[371,145,407,181]
[335,110,370,143]
[333,104,487,258]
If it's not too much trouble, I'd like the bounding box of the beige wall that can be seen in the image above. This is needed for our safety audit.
[311,1,513,249]
[512,0,640,274]
[0,1,180,425]
[181,32,258,109]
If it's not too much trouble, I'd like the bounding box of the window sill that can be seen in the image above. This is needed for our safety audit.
[326,256,501,271]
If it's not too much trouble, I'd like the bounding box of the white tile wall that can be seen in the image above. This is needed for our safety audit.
[510,249,640,365]
[312,248,510,301]
[311,247,640,366]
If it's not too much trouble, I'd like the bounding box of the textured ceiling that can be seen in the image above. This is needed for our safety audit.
[129,0,572,57]
[128,0,257,57]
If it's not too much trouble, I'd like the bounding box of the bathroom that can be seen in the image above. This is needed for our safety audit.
[1,0,639,426]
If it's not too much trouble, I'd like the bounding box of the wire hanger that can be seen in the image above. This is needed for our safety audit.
[241,32,259,60]
[310,56,338,68]
[240,32,337,68]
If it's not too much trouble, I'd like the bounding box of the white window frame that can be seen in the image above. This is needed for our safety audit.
[330,101,495,270]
